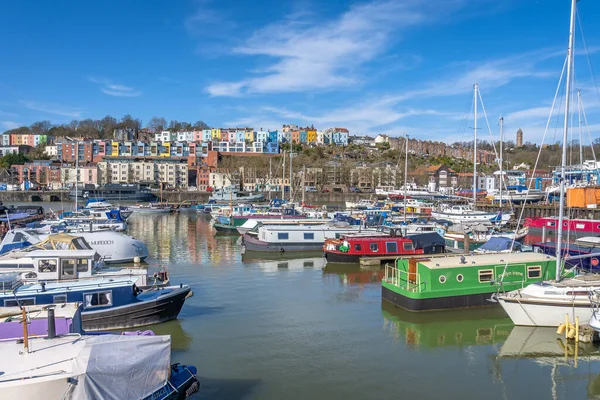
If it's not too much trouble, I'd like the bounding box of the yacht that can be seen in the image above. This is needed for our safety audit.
[209,186,265,203]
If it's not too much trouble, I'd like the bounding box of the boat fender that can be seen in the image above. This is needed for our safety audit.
[280,247,285,253]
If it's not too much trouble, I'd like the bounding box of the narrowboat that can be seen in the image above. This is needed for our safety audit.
[381,252,559,312]
[0,271,191,331]
[242,223,380,253]
[323,232,445,263]
[525,216,600,235]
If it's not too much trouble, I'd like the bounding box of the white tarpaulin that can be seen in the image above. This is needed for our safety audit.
[70,334,171,400]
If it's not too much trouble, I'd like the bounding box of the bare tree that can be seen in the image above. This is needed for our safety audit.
[147,117,167,133]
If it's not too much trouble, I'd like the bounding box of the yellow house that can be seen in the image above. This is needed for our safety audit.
[161,142,171,157]
[307,128,317,143]
[245,129,255,142]
[211,128,221,140]
[111,141,119,156]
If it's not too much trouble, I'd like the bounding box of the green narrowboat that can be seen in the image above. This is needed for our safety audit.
[382,252,559,312]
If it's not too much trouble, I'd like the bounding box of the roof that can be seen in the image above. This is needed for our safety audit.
[415,252,554,269]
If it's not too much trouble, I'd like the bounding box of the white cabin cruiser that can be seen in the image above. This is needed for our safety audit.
[431,204,511,225]
[0,228,148,264]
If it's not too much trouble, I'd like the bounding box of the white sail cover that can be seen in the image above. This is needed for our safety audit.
[70,334,171,400]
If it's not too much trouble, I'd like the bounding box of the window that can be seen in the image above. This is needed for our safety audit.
[277,262,288,268]
[527,266,542,279]
[303,261,314,268]
[370,242,378,252]
[386,242,398,253]
[38,259,57,273]
[5,298,35,307]
[304,233,314,240]
[439,275,447,284]
[354,244,362,251]
[53,295,67,303]
[77,259,88,272]
[278,232,289,240]
[478,269,494,283]
[457,274,464,282]
[84,291,113,308]
[61,259,76,277]
[403,242,414,251]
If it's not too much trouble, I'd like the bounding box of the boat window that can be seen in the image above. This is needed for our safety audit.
[439,275,446,284]
[548,222,555,227]
[527,266,542,279]
[38,259,57,273]
[370,243,378,252]
[84,291,113,308]
[303,261,314,268]
[53,295,67,303]
[277,262,288,268]
[278,233,289,240]
[478,269,494,283]
[386,242,398,253]
[304,233,314,240]
[77,259,89,273]
[456,274,464,282]
[354,244,362,251]
[403,242,414,251]
[61,260,76,278]
[4,298,35,307]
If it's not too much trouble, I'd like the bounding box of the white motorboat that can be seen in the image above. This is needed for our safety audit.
[0,229,148,264]
[431,204,511,225]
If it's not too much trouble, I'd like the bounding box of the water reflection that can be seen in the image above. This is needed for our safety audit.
[142,319,193,352]
[244,257,326,274]
[381,302,513,348]
[323,264,385,286]
[127,213,241,265]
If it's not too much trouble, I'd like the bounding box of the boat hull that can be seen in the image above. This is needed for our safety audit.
[497,297,592,327]
[382,284,496,311]
[82,286,191,331]
[213,223,241,234]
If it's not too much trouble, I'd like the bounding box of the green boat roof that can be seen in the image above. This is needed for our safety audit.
[412,252,555,270]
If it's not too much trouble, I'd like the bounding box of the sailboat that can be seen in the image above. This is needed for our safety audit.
[497,0,600,327]
[431,85,512,225]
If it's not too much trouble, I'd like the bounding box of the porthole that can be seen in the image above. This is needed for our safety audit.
[457,274,464,282]
[439,275,447,284]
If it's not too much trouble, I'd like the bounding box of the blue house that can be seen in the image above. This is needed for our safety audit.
[265,142,280,154]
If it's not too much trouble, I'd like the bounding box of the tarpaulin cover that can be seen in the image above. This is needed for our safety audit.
[478,237,521,252]
[71,334,171,400]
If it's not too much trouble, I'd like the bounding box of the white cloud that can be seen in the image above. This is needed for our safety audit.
[0,110,18,118]
[1,121,24,130]
[207,0,472,96]
[89,78,142,97]
[20,100,83,118]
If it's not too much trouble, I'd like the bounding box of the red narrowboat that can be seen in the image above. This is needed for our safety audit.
[323,232,446,264]
[525,217,600,235]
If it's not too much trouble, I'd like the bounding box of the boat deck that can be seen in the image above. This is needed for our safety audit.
[413,252,554,270]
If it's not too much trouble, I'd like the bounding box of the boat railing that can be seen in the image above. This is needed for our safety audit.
[384,264,421,293]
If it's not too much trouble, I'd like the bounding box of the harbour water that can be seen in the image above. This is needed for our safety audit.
[118,211,600,400]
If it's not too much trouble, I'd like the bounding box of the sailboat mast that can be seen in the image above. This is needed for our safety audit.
[302,165,306,205]
[269,158,272,200]
[282,150,286,201]
[75,141,79,212]
[403,134,408,222]
[556,0,577,280]
[577,89,583,165]
[473,84,478,204]
[499,116,503,206]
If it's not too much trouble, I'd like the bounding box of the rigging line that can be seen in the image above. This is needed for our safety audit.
[577,9,600,109]
[499,54,568,282]
[477,89,500,166]
[580,93,598,161]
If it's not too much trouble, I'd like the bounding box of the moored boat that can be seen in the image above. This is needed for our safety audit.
[323,232,445,263]
[382,252,559,312]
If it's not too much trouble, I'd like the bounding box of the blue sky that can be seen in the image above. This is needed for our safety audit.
[1,0,599,145]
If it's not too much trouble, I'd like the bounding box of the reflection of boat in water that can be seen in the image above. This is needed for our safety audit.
[140,319,193,352]
[241,250,323,264]
[323,264,385,285]
[381,302,513,348]
[497,326,600,363]
[247,256,326,272]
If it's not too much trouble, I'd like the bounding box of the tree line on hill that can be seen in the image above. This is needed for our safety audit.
[1,115,211,140]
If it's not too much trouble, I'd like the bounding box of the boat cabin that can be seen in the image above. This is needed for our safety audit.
[0,249,98,281]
